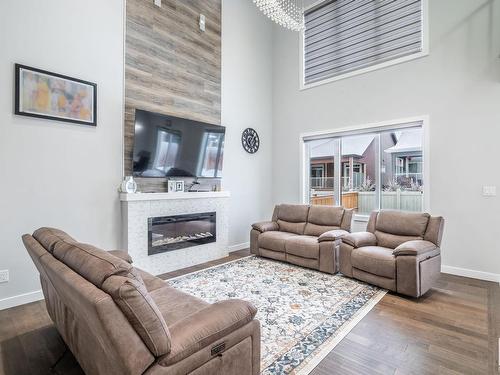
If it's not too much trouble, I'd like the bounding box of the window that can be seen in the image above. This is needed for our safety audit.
[152,129,180,174]
[302,0,427,87]
[341,133,377,215]
[304,121,424,215]
[199,132,224,178]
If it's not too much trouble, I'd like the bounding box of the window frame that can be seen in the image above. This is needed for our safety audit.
[299,0,430,90]
[300,115,430,221]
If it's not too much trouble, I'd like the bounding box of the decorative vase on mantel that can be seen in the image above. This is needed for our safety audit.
[121,176,137,194]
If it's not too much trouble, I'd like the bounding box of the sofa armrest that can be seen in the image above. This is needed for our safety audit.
[393,240,438,256]
[252,221,279,233]
[318,229,349,243]
[108,250,133,264]
[342,232,377,248]
[159,299,257,366]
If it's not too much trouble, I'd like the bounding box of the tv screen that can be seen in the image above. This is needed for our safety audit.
[132,109,225,178]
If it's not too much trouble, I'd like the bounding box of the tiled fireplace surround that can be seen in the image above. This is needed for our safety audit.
[121,192,230,275]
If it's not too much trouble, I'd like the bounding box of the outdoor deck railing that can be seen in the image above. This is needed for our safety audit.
[310,173,365,190]
[310,190,423,213]
[310,177,334,189]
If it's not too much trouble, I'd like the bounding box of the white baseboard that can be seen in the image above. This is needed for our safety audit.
[441,265,500,283]
[0,289,44,311]
[228,242,250,252]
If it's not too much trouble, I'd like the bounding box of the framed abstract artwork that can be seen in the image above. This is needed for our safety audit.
[14,64,97,126]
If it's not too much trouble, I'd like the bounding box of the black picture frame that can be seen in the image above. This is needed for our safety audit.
[14,64,97,126]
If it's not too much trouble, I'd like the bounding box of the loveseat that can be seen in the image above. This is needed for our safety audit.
[23,228,260,375]
[339,210,444,298]
[250,204,353,274]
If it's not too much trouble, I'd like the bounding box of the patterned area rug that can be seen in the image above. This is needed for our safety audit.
[169,256,386,374]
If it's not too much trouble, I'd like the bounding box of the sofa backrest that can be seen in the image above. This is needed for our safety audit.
[22,228,172,375]
[51,240,134,288]
[274,204,310,234]
[272,204,352,236]
[367,210,441,249]
[304,205,352,236]
[33,226,77,252]
[424,216,445,246]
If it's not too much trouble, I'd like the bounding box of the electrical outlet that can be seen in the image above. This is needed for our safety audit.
[0,270,9,283]
[483,185,497,196]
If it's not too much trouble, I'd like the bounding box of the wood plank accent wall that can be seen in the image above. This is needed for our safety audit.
[125,0,221,191]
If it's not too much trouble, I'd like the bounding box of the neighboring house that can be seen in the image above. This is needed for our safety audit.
[309,129,422,193]
[384,129,423,188]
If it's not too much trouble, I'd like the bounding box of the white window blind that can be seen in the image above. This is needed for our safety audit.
[304,0,424,85]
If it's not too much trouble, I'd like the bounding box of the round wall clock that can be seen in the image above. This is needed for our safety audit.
[241,128,260,154]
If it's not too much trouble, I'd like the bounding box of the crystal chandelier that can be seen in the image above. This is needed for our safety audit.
[253,0,305,32]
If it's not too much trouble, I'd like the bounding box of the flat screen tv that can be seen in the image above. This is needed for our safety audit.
[132,109,225,178]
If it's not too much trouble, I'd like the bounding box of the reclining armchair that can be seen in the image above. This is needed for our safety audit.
[339,210,444,298]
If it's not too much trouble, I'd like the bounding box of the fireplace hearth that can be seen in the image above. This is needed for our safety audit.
[148,212,216,255]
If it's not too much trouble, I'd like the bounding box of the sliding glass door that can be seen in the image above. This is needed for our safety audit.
[340,133,379,215]
[305,138,338,206]
[304,122,424,215]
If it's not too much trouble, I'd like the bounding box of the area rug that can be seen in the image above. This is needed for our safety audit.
[169,256,386,374]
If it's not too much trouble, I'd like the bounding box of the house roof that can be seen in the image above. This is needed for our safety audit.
[384,128,422,154]
[310,134,374,158]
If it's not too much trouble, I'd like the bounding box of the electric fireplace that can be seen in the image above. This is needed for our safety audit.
[148,212,216,255]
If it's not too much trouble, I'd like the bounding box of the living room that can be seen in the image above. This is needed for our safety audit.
[0,0,498,374]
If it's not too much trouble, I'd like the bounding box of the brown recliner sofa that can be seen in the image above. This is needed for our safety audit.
[22,228,260,375]
[339,210,444,298]
[251,204,353,274]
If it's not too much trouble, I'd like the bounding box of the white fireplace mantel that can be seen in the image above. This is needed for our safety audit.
[120,191,231,202]
[120,191,230,275]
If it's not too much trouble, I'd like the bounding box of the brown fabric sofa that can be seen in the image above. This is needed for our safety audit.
[251,204,353,274]
[22,228,260,375]
[339,210,444,298]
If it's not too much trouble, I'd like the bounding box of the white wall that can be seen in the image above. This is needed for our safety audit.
[0,0,275,307]
[221,0,274,249]
[0,0,125,306]
[272,0,500,279]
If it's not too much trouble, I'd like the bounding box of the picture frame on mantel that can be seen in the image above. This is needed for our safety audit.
[14,64,97,126]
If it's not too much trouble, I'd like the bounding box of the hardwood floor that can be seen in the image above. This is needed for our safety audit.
[0,249,498,375]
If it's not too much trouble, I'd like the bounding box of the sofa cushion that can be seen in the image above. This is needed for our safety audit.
[307,205,344,226]
[285,236,319,259]
[276,204,310,222]
[159,300,257,366]
[374,231,421,249]
[33,227,76,253]
[351,246,396,279]
[304,223,339,236]
[376,210,430,237]
[304,206,347,235]
[258,231,298,252]
[277,220,306,235]
[53,240,133,288]
[102,275,171,356]
[150,286,209,326]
